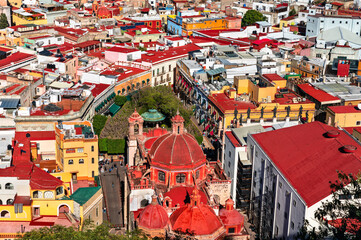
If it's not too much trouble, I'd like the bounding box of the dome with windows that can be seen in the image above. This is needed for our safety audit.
[148,113,206,170]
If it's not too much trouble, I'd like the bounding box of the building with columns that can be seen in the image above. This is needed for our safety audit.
[125,109,249,239]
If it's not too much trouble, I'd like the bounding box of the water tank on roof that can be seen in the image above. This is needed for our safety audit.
[243,3,246,7]
[358,103,361,110]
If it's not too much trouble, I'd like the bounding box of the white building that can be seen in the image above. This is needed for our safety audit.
[223,125,264,209]
[306,15,361,37]
[247,121,361,239]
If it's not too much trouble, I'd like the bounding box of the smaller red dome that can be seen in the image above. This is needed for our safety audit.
[170,188,224,236]
[97,6,111,18]
[138,196,168,229]
[219,199,244,231]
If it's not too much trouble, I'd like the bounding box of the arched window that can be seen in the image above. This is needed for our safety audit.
[56,187,63,195]
[140,199,149,207]
[79,159,84,164]
[33,191,42,199]
[196,170,200,179]
[158,171,165,182]
[0,210,10,218]
[176,173,186,184]
[68,159,73,165]
[6,199,13,205]
[91,146,94,152]
[44,191,54,199]
[5,183,13,190]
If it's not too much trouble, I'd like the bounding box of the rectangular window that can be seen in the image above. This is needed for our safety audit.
[291,221,295,229]
[77,148,84,153]
[357,121,361,126]
[293,200,297,207]
[66,148,76,153]
[277,202,280,210]
[279,182,282,188]
[79,159,84,164]
[92,171,95,177]
[96,207,98,217]
[92,158,95,164]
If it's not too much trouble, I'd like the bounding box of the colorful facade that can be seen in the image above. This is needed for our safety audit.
[126,110,249,239]
[55,121,99,182]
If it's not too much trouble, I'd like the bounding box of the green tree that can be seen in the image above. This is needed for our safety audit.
[0,14,8,29]
[21,222,147,240]
[289,8,297,16]
[297,171,361,240]
[114,95,127,107]
[93,114,108,136]
[241,10,267,27]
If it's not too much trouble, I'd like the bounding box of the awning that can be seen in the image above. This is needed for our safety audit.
[108,103,121,116]
[206,67,226,76]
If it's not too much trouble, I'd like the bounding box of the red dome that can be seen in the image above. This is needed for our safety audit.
[219,199,244,229]
[97,6,111,18]
[138,196,168,229]
[149,132,206,169]
[170,199,223,236]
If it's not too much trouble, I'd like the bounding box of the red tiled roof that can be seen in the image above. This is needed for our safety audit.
[164,186,208,207]
[208,93,256,113]
[139,44,201,65]
[83,82,111,98]
[74,40,100,48]
[252,121,361,206]
[106,46,139,53]
[0,52,36,69]
[252,38,273,45]
[263,74,285,82]
[328,105,361,114]
[11,86,27,95]
[331,1,344,6]
[298,84,341,104]
[225,131,241,147]
[4,84,20,93]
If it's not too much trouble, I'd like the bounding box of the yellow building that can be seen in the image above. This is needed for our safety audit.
[55,121,99,182]
[182,18,228,36]
[12,8,47,26]
[325,105,361,127]
[276,16,296,30]
[114,70,152,96]
[208,74,315,128]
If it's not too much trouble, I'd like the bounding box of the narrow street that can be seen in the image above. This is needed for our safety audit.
[99,160,125,228]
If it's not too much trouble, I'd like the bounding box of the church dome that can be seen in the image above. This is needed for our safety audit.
[219,198,244,232]
[169,188,224,236]
[138,196,168,230]
[148,113,206,170]
[97,6,111,18]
